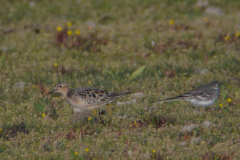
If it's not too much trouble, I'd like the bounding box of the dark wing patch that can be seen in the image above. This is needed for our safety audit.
[100,90,105,94]
[92,92,96,98]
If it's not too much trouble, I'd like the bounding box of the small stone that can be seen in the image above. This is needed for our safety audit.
[131,92,144,98]
[142,53,150,58]
[190,137,201,144]
[200,69,209,75]
[29,1,35,8]
[71,110,91,123]
[180,124,197,132]
[195,0,209,8]
[204,6,223,15]
[194,66,201,73]
[13,81,25,90]
[73,108,82,113]
[193,109,200,114]
[2,46,7,52]
[151,41,155,46]
[180,141,187,146]
[117,99,136,105]
[128,151,132,155]
[228,77,240,84]
[202,121,211,127]
[84,21,96,29]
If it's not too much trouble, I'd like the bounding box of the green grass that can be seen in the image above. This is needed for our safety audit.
[0,0,240,159]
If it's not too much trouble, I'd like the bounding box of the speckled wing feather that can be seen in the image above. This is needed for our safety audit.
[67,87,131,106]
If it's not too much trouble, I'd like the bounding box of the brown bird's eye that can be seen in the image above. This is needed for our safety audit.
[59,85,62,88]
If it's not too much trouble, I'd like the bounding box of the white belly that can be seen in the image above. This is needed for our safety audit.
[186,98,216,107]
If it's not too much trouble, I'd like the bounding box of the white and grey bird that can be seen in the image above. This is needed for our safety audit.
[153,80,223,107]
[48,82,131,110]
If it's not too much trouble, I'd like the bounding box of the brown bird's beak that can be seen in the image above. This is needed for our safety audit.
[48,89,56,94]
[219,82,223,85]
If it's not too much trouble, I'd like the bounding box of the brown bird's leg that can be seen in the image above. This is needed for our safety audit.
[108,104,112,118]
[92,110,97,116]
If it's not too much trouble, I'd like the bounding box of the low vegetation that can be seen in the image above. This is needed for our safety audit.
[0,0,240,159]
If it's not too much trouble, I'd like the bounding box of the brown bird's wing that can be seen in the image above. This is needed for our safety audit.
[73,87,131,106]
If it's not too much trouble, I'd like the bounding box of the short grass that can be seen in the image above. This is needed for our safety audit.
[1,0,240,159]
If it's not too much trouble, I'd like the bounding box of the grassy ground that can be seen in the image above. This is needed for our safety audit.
[1,0,240,159]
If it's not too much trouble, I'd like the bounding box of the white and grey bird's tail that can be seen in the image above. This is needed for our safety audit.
[152,97,181,104]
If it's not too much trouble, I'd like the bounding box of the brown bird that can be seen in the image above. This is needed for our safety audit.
[49,82,131,115]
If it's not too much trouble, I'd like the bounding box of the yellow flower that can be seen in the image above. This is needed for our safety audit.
[32,84,36,88]
[92,41,96,44]
[200,141,206,145]
[42,113,46,117]
[139,115,141,118]
[228,98,232,103]
[224,35,230,41]
[85,148,89,152]
[76,30,81,35]
[169,20,174,25]
[74,152,78,155]
[57,27,62,32]
[88,117,92,121]
[54,63,58,67]
[204,18,208,22]
[152,150,156,153]
[67,22,72,27]
[219,104,223,107]
[0,128,2,132]
[67,30,72,36]
[235,31,240,37]
[88,81,91,84]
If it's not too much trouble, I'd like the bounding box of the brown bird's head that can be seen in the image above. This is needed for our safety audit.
[48,82,70,96]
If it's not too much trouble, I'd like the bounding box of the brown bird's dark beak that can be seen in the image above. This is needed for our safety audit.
[48,89,56,94]
[219,82,223,85]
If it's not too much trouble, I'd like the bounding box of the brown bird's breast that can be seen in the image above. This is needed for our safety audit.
[67,97,104,110]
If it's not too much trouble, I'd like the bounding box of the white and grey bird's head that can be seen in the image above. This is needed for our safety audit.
[208,80,223,89]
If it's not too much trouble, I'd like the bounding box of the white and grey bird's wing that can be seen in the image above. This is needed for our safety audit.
[177,86,214,100]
